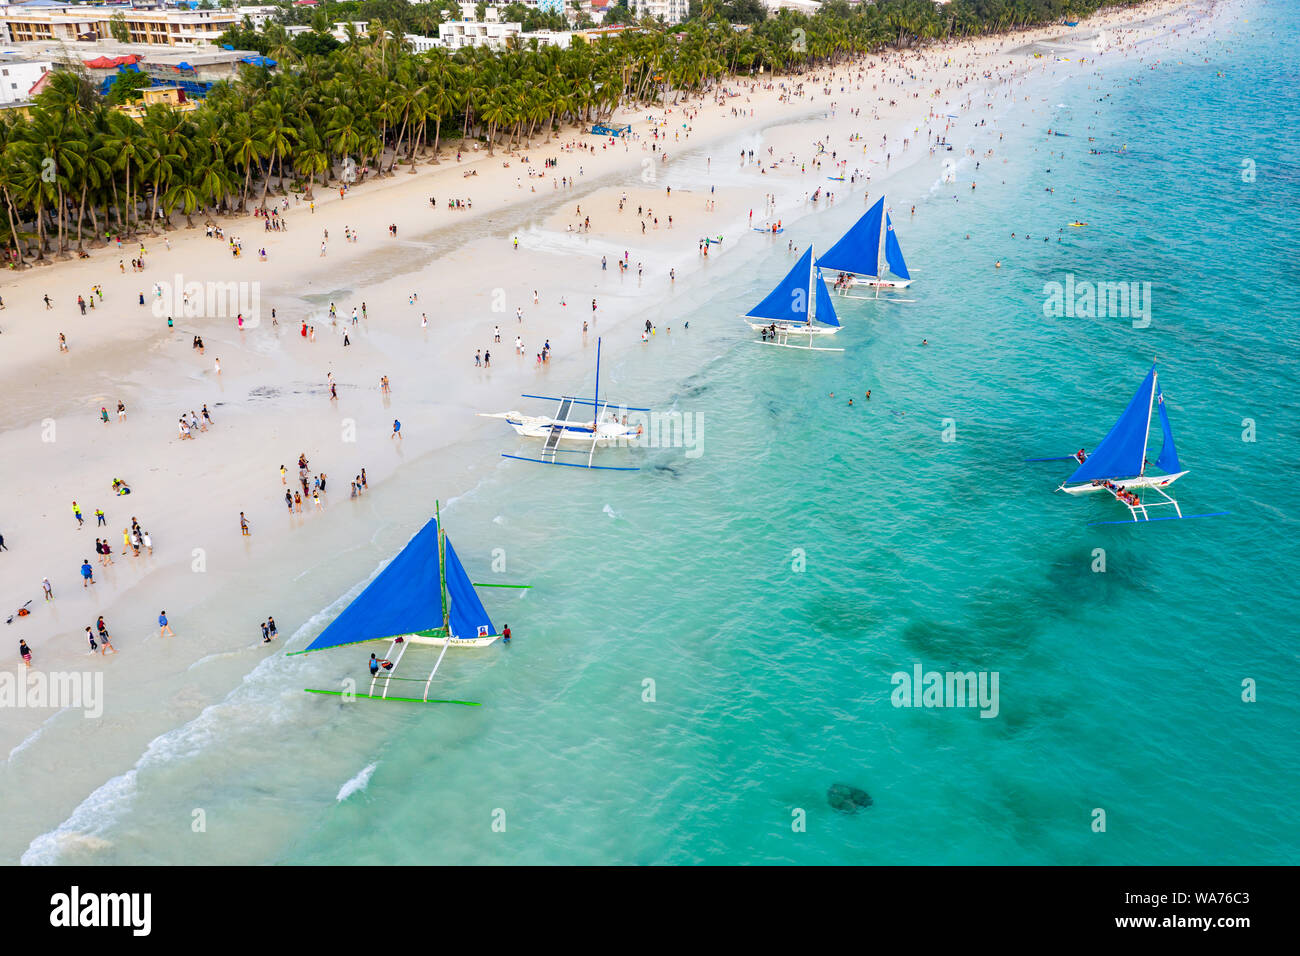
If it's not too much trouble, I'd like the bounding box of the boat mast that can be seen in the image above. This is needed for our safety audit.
[436,499,449,634]
[807,245,817,326]
[878,202,887,280]
[1139,367,1158,477]
[594,336,601,426]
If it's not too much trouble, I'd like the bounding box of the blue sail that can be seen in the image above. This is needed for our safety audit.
[884,213,910,279]
[746,247,815,323]
[305,518,492,651]
[1154,391,1181,474]
[1068,366,1158,483]
[445,538,495,639]
[814,273,840,327]
[816,198,884,277]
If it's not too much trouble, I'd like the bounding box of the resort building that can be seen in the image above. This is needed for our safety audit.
[0,3,239,48]
[438,14,523,51]
[627,0,689,25]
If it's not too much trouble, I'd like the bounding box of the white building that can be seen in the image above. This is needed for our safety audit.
[764,0,820,12]
[438,18,522,50]
[330,21,370,42]
[237,6,280,30]
[403,32,441,53]
[628,0,688,24]
[0,54,50,105]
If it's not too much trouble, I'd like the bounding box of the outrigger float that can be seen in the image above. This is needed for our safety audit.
[481,337,649,471]
[1027,364,1227,525]
[290,502,526,705]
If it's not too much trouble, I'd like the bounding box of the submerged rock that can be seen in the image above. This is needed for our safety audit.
[828,783,873,814]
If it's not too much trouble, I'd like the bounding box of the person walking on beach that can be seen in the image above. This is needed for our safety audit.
[81,559,94,587]
[392,420,401,440]
[72,501,84,528]
[95,507,106,527]
[19,640,32,668]
[0,531,6,552]
[143,530,152,555]
[159,611,174,637]
[240,512,250,536]
[42,577,53,602]
[86,626,98,653]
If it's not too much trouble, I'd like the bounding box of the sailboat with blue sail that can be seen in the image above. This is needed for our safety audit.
[817,196,913,298]
[1032,365,1223,524]
[743,245,844,352]
[290,503,521,704]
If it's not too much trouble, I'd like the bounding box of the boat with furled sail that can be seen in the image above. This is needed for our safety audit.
[743,246,843,352]
[817,196,913,297]
[480,337,648,471]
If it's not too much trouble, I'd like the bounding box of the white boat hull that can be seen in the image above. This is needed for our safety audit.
[745,320,840,336]
[1060,471,1187,495]
[404,632,500,648]
[478,411,639,442]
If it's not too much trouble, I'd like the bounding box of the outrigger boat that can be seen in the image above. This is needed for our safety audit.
[744,246,843,352]
[481,337,648,471]
[817,196,913,298]
[291,503,523,704]
[1028,364,1225,525]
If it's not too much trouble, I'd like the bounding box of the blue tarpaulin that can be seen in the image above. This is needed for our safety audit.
[240,55,276,67]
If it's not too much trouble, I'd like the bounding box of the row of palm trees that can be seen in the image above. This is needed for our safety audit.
[0,0,1141,263]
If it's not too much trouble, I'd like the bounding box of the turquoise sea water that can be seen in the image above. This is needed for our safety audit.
[30,2,1299,865]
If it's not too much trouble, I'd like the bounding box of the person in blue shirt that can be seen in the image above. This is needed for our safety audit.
[80,560,94,587]
[159,611,174,637]
[391,419,402,440]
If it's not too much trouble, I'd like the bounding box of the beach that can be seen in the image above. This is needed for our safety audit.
[0,0,1267,865]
